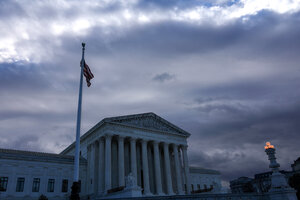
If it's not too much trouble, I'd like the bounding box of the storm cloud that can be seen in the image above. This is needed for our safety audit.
[1,0,300,187]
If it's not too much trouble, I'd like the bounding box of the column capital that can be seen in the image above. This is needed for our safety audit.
[118,135,125,140]
[181,145,188,150]
[129,137,137,142]
[87,142,95,149]
[153,140,160,145]
[99,136,105,141]
[163,142,170,147]
[104,134,112,139]
[141,139,149,145]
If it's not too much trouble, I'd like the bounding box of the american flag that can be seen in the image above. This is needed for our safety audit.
[81,60,94,87]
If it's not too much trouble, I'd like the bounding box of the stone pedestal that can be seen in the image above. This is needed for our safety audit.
[100,173,142,199]
[268,188,298,200]
[123,173,142,197]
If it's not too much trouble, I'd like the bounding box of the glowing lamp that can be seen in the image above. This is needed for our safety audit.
[265,142,275,149]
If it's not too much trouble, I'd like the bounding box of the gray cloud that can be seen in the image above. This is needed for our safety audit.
[152,72,175,82]
[0,0,26,18]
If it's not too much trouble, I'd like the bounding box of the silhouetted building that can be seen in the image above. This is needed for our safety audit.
[291,157,300,172]
[230,177,254,194]
[252,170,293,193]
[230,157,300,194]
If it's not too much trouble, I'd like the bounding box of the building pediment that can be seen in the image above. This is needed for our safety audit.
[60,112,190,155]
[103,112,190,136]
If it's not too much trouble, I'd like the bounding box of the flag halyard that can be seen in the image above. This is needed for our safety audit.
[81,60,94,87]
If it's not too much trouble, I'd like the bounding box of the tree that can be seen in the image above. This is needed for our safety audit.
[38,194,48,200]
[289,173,300,200]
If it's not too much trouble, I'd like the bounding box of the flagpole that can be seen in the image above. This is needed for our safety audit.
[71,42,85,200]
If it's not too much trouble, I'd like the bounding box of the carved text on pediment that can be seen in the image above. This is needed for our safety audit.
[112,116,181,134]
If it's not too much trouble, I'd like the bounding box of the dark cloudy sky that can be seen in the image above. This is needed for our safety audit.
[1,0,300,187]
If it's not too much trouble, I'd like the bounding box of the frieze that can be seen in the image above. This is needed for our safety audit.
[104,123,187,146]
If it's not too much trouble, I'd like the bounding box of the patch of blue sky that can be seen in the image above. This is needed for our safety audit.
[226,0,240,6]
[137,0,215,9]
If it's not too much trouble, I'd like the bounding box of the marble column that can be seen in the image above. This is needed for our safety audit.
[105,134,112,192]
[98,138,105,194]
[142,140,150,195]
[86,145,91,193]
[118,136,125,187]
[130,137,137,181]
[173,144,183,194]
[163,143,174,195]
[94,142,99,193]
[153,141,163,195]
[182,145,191,194]
[90,142,96,193]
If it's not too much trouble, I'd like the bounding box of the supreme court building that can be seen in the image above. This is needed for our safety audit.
[0,112,221,199]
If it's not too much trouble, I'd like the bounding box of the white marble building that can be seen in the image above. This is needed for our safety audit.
[0,112,221,199]
[189,167,221,193]
[0,149,87,200]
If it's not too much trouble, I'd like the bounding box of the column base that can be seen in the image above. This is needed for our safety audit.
[166,192,175,196]
[143,192,153,196]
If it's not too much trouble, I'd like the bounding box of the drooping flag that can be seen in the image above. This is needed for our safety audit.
[80,60,94,87]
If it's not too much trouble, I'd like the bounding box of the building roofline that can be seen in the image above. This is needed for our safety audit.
[60,112,191,155]
[189,166,221,175]
[0,148,87,164]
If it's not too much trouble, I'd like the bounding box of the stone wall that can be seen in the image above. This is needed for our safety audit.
[98,193,268,200]
[0,156,87,200]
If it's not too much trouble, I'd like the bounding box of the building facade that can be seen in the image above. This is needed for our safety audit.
[0,149,87,200]
[230,156,300,198]
[0,112,221,199]
[230,177,254,194]
[189,167,221,193]
[291,157,300,172]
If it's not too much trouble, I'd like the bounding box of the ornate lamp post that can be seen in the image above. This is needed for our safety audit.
[265,142,289,190]
[264,142,297,200]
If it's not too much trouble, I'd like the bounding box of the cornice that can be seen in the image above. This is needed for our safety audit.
[0,148,87,165]
[106,123,187,145]
[108,122,188,138]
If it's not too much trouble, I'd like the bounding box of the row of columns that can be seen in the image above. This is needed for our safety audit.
[87,134,191,195]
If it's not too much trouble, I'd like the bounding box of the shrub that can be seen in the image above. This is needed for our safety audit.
[38,194,48,200]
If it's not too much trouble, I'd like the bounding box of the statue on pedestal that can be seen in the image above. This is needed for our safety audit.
[125,173,137,189]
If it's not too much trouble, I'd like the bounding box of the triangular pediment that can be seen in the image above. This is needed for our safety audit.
[60,112,190,155]
[103,112,190,136]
